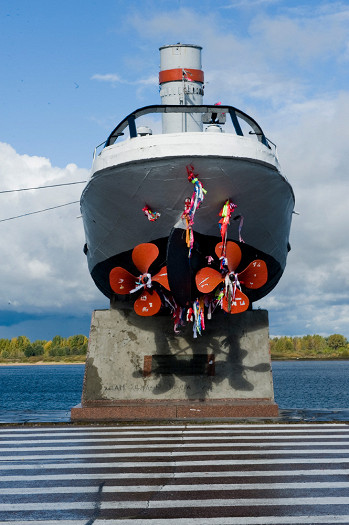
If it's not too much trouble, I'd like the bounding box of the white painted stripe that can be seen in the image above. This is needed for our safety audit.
[90,517,349,525]
[2,448,349,461]
[72,517,349,525]
[0,425,182,432]
[1,517,349,525]
[2,468,348,482]
[2,434,349,445]
[103,480,349,491]
[2,457,349,470]
[108,496,349,508]
[2,440,349,452]
[0,423,344,432]
[0,427,347,439]
[0,486,100,495]
[1,481,349,495]
[1,497,349,511]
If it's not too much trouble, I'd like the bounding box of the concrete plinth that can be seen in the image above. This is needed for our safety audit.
[71,308,278,421]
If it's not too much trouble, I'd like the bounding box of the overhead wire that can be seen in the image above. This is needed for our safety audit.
[0,201,80,223]
[0,180,85,222]
[0,181,87,194]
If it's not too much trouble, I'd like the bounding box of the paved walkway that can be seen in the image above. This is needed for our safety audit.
[0,423,348,523]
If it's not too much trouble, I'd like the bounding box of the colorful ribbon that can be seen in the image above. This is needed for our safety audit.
[218,199,237,263]
[182,165,207,257]
[142,205,160,222]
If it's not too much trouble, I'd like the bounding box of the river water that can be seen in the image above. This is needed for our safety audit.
[0,361,348,422]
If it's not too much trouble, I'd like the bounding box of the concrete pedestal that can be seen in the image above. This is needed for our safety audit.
[71,308,278,421]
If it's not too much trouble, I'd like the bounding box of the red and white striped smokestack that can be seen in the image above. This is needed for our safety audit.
[159,44,204,133]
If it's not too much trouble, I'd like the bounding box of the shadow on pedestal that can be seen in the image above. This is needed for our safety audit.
[71,307,278,421]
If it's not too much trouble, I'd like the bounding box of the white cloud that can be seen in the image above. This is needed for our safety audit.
[91,73,123,83]
[125,4,348,108]
[223,0,280,7]
[257,90,349,336]
[0,143,104,314]
[249,7,349,65]
[91,73,158,87]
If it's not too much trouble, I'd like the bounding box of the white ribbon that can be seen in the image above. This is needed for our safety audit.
[130,273,152,294]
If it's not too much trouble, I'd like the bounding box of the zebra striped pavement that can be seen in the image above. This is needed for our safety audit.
[0,423,348,524]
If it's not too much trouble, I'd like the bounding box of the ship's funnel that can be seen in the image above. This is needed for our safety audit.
[159,44,204,133]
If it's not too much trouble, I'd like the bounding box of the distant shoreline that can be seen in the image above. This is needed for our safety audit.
[1,357,349,366]
[0,361,85,366]
[2,334,348,363]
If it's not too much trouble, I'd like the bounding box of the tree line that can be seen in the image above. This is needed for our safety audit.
[0,335,88,361]
[0,333,348,362]
[270,333,349,359]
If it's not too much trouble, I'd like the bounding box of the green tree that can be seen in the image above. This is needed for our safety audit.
[0,339,11,355]
[8,338,25,359]
[311,335,327,353]
[61,346,71,356]
[327,334,347,350]
[23,344,34,358]
[284,338,293,353]
[24,344,44,358]
[33,344,44,356]
[67,335,85,348]
[52,335,64,347]
[43,340,52,354]
[16,336,31,349]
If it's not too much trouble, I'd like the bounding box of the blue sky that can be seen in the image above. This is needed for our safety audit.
[1,0,349,340]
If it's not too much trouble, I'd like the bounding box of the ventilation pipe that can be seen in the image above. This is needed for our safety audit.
[159,44,204,133]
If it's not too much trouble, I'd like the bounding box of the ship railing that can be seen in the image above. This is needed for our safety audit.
[248,132,278,156]
[96,105,274,151]
[93,140,107,162]
[264,136,278,158]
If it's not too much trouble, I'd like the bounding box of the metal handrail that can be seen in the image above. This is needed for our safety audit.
[92,141,107,162]
[102,104,270,148]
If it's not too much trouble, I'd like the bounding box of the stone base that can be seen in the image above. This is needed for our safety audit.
[71,398,278,421]
[71,307,278,421]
